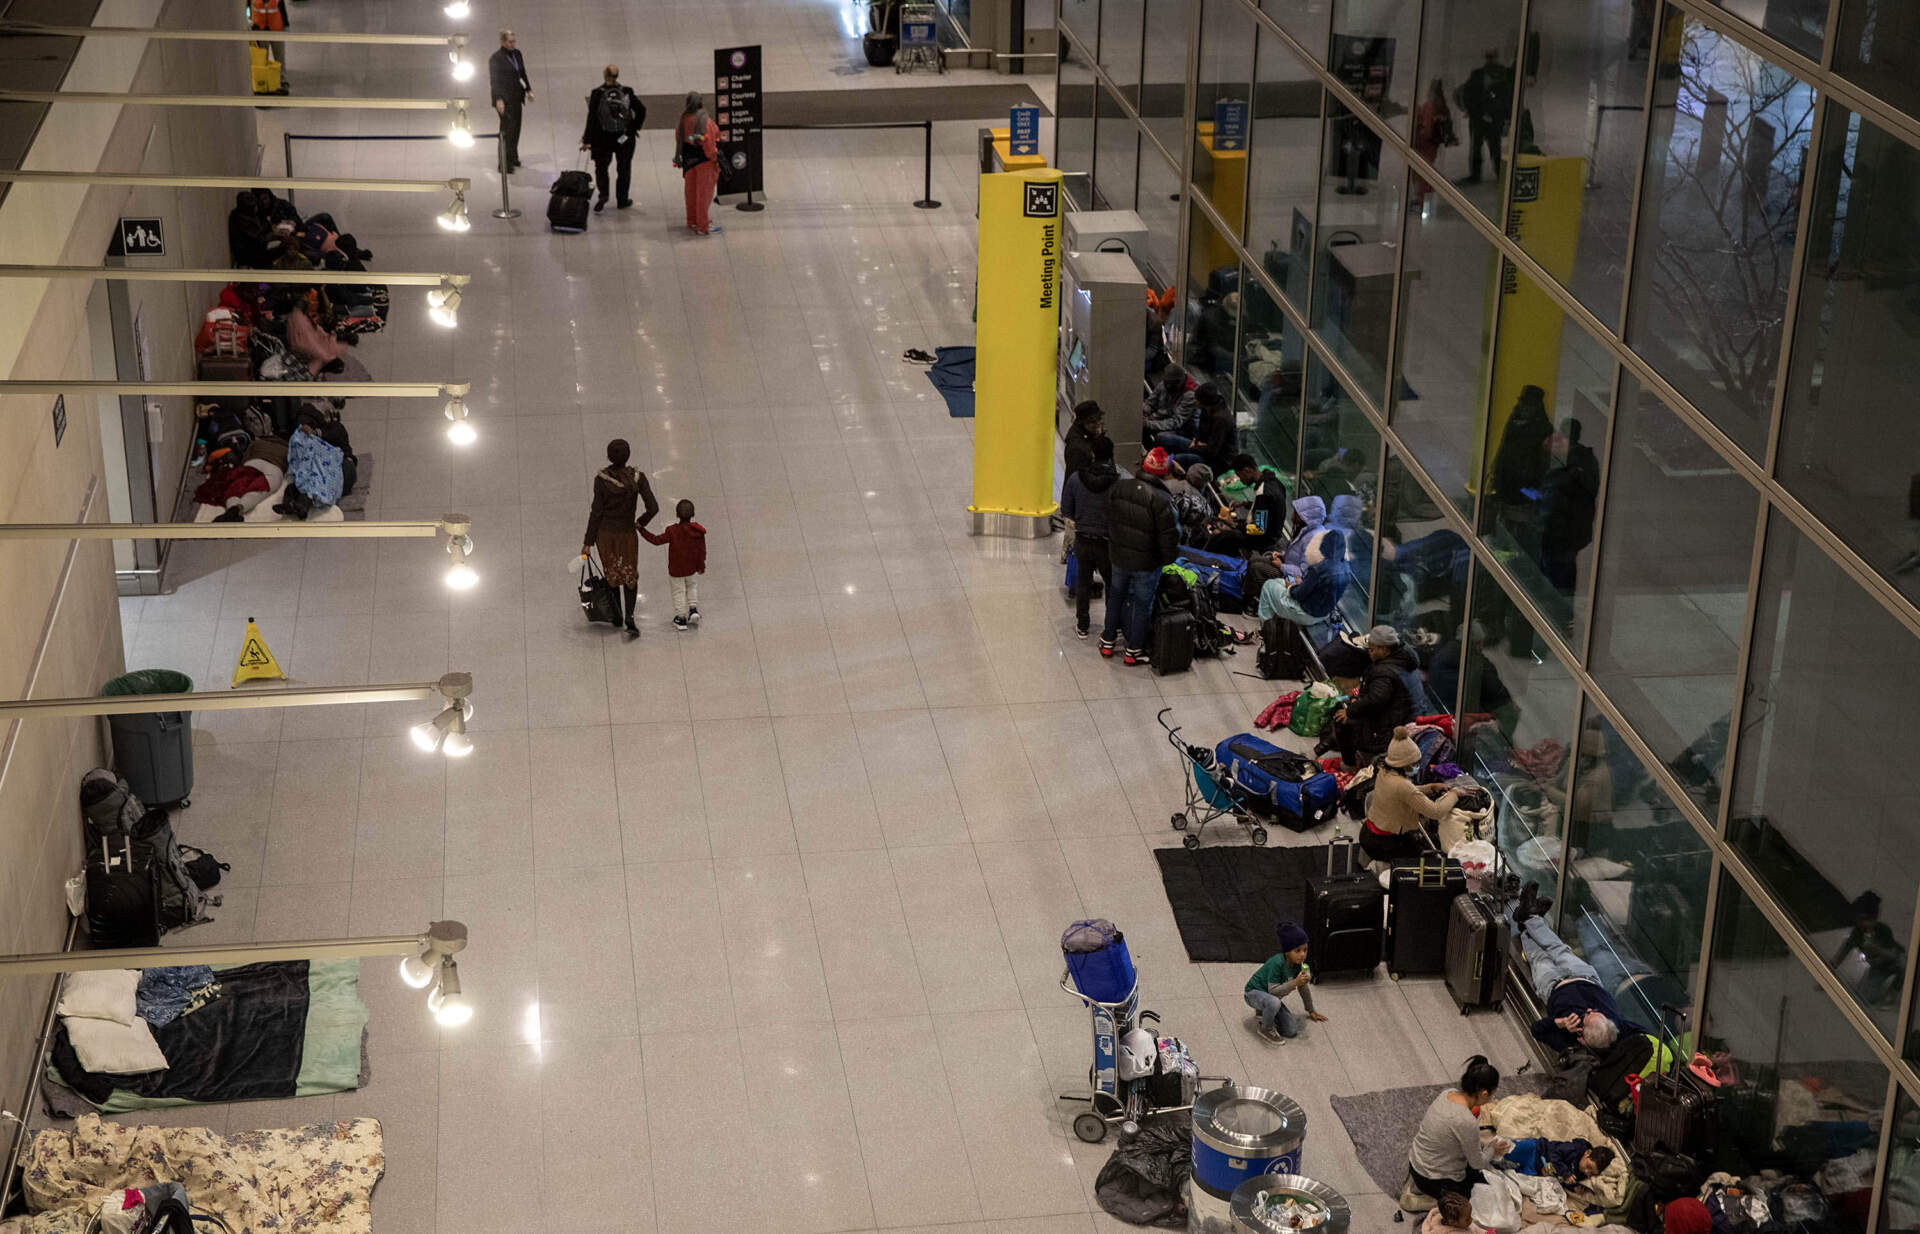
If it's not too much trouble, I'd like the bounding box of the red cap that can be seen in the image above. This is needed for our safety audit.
[1661,1198,1711,1234]
[1142,447,1170,477]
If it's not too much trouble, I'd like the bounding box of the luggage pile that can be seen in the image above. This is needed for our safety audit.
[79,769,225,949]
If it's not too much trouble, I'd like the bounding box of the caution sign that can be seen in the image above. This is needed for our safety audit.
[232,618,287,687]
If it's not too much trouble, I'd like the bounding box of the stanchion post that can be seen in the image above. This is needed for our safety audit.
[914,120,941,209]
[283,131,295,209]
[491,134,521,220]
[736,185,764,213]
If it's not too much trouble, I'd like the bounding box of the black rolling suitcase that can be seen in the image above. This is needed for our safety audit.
[1151,609,1195,675]
[1386,851,1466,977]
[1443,892,1507,1012]
[1304,835,1383,979]
[549,168,593,233]
[1635,1009,1718,1157]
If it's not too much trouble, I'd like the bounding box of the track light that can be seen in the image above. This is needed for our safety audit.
[445,532,478,590]
[448,102,474,147]
[443,385,476,445]
[444,0,471,17]
[427,281,463,324]
[429,961,473,1025]
[436,192,470,232]
[449,35,474,81]
[410,672,475,757]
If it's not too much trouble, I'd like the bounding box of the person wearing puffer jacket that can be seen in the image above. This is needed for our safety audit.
[1325,492,1373,570]
[1061,436,1121,640]
[1246,495,1326,595]
[1328,625,1420,770]
[1104,447,1180,666]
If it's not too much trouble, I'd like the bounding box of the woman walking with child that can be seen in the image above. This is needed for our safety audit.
[583,438,659,638]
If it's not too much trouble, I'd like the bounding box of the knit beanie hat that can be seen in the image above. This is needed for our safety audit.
[1141,447,1170,477]
[1384,726,1421,769]
[1661,1198,1711,1234]
[1186,463,1214,492]
[1275,921,1308,952]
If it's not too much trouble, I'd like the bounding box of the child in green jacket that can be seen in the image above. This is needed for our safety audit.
[1244,922,1330,1042]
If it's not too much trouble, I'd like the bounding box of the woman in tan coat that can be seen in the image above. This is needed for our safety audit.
[1359,726,1462,866]
[583,438,659,637]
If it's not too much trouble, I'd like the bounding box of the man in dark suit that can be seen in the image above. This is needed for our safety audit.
[489,29,533,172]
[579,64,645,211]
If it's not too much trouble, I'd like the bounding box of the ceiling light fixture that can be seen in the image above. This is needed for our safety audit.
[445,528,478,591]
[398,919,468,990]
[448,34,475,81]
[444,0,472,17]
[448,101,475,147]
[443,384,477,445]
[435,191,471,232]
[428,960,473,1025]
[427,280,463,324]
[409,672,475,756]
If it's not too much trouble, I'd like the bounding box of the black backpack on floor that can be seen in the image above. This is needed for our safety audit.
[81,769,214,937]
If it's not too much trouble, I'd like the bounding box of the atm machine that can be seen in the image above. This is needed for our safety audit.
[1059,211,1150,470]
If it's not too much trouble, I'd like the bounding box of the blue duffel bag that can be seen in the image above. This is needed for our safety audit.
[1214,733,1341,831]
[1176,547,1249,612]
[1062,919,1137,1003]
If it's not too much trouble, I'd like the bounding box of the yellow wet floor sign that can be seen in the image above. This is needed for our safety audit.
[232,617,287,687]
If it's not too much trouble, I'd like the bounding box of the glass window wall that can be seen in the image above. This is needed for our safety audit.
[1777,103,1920,607]
[1095,86,1141,211]
[1376,449,1466,654]
[1703,873,1888,1226]
[1391,190,1494,519]
[1140,0,1188,155]
[1193,0,1255,227]
[1058,40,1098,206]
[1237,275,1305,485]
[1061,0,1099,70]
[1326,0,1418,134]
[1137,145,1182,291]
[1705,0,1826,61]
[1414,0,1523,223]
[1247,24,1322,316]
[1727,512,1920,1043]
[1301,354,1380,629]
[1587,376,1757,820]
[1477,269,1614,653]
[1507,0,1656,324]
[1260,0,1330,58]
[1835,0,1920,119]
[1555,704,1712,1036]
[1185,205,1241,391]
[1312,98,1407,406]
[1101,0,1145,101]
[1885,1086,1920,1224]
[1626,14,1814,460]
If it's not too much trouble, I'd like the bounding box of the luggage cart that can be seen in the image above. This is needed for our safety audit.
[1159,707,1270,849]
[896,4,942,74]
[1055,968,1228,1143]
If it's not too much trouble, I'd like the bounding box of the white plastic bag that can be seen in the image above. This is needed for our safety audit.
[1449,839,1497,892]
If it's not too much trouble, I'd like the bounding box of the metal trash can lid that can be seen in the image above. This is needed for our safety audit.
[1193,1085,1306,1150]
[1230,1174,1350,1232]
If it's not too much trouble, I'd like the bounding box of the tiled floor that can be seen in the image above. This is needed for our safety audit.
[103,1,1532,1229]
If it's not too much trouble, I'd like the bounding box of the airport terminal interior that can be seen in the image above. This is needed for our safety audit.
[0,0,1917,1230]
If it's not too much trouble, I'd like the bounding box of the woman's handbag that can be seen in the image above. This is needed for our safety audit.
[578,554,621,625]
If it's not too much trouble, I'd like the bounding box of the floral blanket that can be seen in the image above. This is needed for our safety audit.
[2,1115,382,1234]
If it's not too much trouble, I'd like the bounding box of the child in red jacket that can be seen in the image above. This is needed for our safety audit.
[641,498,707,630]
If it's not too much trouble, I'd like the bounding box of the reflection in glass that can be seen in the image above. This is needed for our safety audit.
[1100,0,1145,100]
[1237,277,1304,485]
[1248,27,1322,317]
[1507,0,1655,323]
[1883,1086,1920,1225]
[1588,377,1757,819]
[1095,86,1141,211]
[1556,705,1710,1036]
[1301,354,1379,630]
[1836,0,1920,120]
[1261,0,1330,57]
[1184,206,1241,391]
[1391,191,1493,518]
[1136,146,1181,291]
[1312,99,1407,406]
[1326,1,1418,133]
[1193,0,1255,228]
[1777,104,1920,607]
[1727,513,1919,1043]
[1375,449,1467,666]
[1706,0,1826,60]
[1477,267,1614,653]
[1057,43,1098,208]
[1416,0,1522,223]
[1627,15,1813,460]
[1060,0,1098,70]
[1704,874,1887,1226]
[1139,0,1187,155]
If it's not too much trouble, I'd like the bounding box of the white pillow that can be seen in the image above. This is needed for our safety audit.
[64,1015,168,1075]
[56,969,140,1026]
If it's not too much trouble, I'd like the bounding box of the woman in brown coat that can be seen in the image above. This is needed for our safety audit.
[583,438,659,636]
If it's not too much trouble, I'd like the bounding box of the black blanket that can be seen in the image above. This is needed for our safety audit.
[51,961,311,1105]
[1153,844,1327,963]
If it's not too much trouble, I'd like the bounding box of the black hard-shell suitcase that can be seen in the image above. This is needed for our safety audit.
[1635,1009,1718,1158]
[1151,609,1195,675]
[548,192,590,233]
[1304,835,1383,979]
[1443,892,1507,1012]
[1386,852,1466,977]
[552,169,594,198]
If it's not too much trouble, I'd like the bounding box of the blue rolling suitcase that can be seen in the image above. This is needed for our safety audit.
[1214,733,1341,831]
[1176,547,1250,612]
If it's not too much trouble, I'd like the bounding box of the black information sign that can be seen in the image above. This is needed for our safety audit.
[117,217,165,255]
[713,44,763,197]
[50,394,66,447]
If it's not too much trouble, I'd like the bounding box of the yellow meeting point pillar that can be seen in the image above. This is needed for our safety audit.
[970,167,1064,538]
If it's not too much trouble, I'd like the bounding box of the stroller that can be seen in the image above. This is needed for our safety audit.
[1160,708,1341,849]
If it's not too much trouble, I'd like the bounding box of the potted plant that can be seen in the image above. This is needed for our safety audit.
[864,0,899,66]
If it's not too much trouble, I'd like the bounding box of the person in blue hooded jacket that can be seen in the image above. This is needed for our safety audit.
[1258,530,1350,650]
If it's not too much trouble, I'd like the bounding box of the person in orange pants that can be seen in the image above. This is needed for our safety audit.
[675,92,722,235]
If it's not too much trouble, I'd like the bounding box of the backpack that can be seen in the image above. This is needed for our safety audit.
[596,86,636,135]
[80,769,213,936]
[1257,615,1303,680]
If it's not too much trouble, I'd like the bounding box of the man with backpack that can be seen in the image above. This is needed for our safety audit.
[580,65,645,212]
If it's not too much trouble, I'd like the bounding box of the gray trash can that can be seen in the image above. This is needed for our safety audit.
[101,669,195,807]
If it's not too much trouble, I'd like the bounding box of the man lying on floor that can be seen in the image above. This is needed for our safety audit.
[1510,881,1643,1054]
